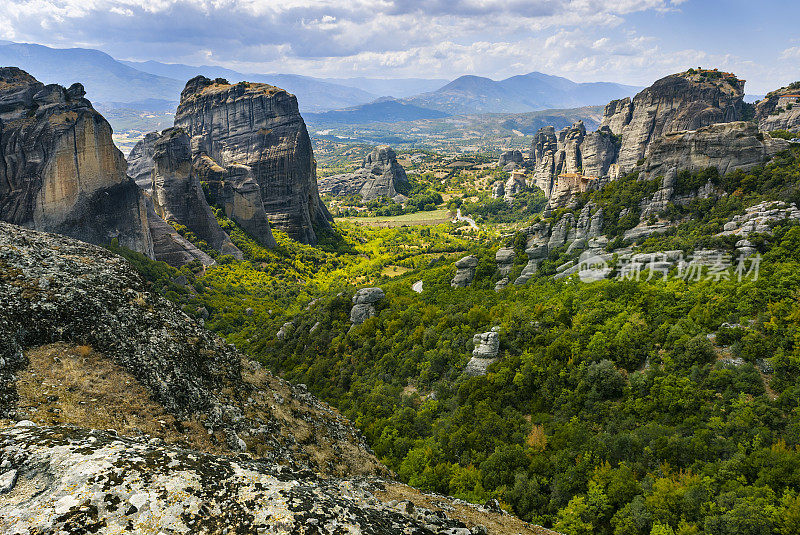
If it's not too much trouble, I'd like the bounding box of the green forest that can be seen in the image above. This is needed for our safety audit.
[110,146,800,535]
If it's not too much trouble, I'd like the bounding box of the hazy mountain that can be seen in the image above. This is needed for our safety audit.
[403,71,641,114]
[305,97,450,125]
[0,42,184,104]
[318,77,449,98]
[122,60,379,112]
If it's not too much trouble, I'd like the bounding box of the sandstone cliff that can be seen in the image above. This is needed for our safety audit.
[174,76,331,245]
[0,67,153,256]
[605,70,745,170]
[755,83,800,132]
[150,127,242,260]
[317,145,409,202]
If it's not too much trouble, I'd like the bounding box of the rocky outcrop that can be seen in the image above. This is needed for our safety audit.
[495,248,516,291]
[126,131,160,190]
[503,172,528,203]
[530,121,613,204]
[174,76,332,245]
[317,145,408,202]
[498,149,524,168]
[146,197,214,267]
[0,68,153,257]
[718,200,800,238]
[465,329,500,376]
[350,287,385,325]
[0,222,382,477]
[642,122,789,179]
[609,71,745,171]
[451,255,478,288]
[150,128,242,261]
[755,83,800,132]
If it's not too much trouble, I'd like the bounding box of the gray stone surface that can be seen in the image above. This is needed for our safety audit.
[0,223,380,477]
[126,131,160,190]
[451,255,479,288]
[612,72,745,171]
[0,426,478,534]
[317,145,409,202]
[0,68,153,257]
[642,122,789,180]
[175,76,331,245]
[150,128,243,263]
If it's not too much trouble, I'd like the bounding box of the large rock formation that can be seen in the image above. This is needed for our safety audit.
[605,70,745,171]
[0,68,153,257]
[175,76,331,245]
[755,83,800,132]
[0,222,381,477]
[498,149,524,169]
[126,131,159,190]
[451,255,479,288]
[531,121,616,201]
[465,329,500,376]
[642,122,789,179]
[150,128,242,260]
[317,145,409,202]
[145,197,214,267]
[350,287,385,325]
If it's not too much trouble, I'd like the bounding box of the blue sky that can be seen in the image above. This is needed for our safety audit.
[0,0,797,93]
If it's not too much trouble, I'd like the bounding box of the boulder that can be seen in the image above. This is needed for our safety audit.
[495,247,516,291]
[451,255,479,288]
[498,149,524,168]
[465,330,500,376]
[350,287,385,325]
[175,76,331,245]
[0,68,153,257]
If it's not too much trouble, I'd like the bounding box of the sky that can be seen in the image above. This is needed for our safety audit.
[0,0,798,93]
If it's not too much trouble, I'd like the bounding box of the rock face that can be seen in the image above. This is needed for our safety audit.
[0,427,521,535]
[642,122,789,179]
[465,329,500,376]
[451,255,479,288]
[126,131,160,190]
[530,121,614,202]
[495,247,516,291]
[0,68,153,257]
[150,128,242,261]
[317,145,408,202]
[755,84,800,132]
[174,76,331,245]
[0,222,382,477]
[350,287,385,325]
[145,197,214,267]
[607,71,745,171]
[498,149,524,168]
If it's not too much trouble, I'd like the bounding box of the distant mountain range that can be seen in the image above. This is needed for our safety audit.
[305,98,450,124]
[403,72,643,114]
